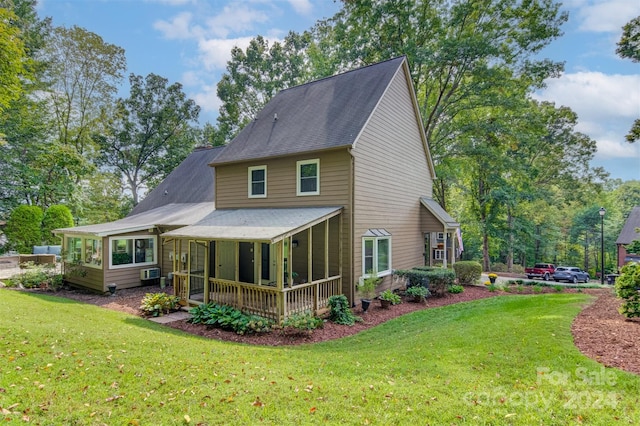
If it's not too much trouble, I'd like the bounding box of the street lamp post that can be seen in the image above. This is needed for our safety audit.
[599,207,606,285]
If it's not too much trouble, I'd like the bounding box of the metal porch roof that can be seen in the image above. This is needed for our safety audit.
[161,206,342,243]
[54,203,215,237]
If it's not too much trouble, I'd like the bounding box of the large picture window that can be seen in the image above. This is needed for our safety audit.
[109,236,156,268]
[65,236,102,268]
[297,159,319,196]
[248,165,267,198]
[362,229,391,276]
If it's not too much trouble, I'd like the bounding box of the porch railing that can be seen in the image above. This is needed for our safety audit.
[173,273,342,323]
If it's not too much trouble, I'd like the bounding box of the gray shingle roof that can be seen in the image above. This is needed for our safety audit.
[616,206,640,244]
[211,57,406,165]
[420,197,460,228]
[130,145,224,215]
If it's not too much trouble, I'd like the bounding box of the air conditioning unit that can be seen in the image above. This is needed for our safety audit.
[140,267,160,280]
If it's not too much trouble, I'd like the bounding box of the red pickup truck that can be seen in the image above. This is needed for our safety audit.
[525,263,556,281]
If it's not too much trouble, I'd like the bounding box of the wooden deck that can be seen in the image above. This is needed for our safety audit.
[173,273,342,323]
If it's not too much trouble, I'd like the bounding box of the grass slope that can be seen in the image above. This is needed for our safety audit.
[1,291,638,425]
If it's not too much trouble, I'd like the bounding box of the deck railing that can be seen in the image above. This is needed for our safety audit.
[173,273,342,323]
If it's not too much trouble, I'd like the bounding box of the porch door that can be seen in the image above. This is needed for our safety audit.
[218,241,235,280]
[188,240,206,303]
[238,242,255,283]
[260,243,276,284]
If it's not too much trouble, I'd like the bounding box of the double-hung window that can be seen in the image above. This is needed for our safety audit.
[297,159,319,196]
[248,165,267,198]
[362,229,391,276]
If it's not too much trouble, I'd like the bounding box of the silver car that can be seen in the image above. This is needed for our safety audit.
[553,266,590,283]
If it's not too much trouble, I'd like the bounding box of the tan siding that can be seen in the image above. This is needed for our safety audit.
[215,150,351,209]
[216,150,353,299]
[352,67,433,282]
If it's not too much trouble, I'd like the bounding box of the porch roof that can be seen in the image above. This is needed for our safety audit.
[54,202,215,237]
[420,197,459,229]
[161,206,342,243]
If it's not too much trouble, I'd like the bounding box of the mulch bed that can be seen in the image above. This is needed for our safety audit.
[3,282,639,375]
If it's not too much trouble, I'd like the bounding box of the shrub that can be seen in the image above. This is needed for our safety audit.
[378,289,401,305]
[42,205,73,245]
[10,262,62,290]
[553,285,564,292]
[5,205,43,253]
[281,311,324,334]
[328,295,361,326]
[533,285,542,294]
[140,293,181,317]
[448,284,464,294]
[511,264,525,274]
[453,261,482,284]
[491,262,508,272]
[395,267,455,297]
[406,285,430,300]
[615,262,640,318]
[187,303,273,334]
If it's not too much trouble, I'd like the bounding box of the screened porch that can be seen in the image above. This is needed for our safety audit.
[162,207,343,323]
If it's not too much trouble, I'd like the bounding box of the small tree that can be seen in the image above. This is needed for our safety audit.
[42,205,74,245]
[615,262,640,318]
[5,205,43,253]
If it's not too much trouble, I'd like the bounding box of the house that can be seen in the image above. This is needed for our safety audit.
[54,57,460,322]
[616,206,640,270]
[53,145,223,293]
[160,56,460,322]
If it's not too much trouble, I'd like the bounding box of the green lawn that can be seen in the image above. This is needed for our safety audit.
[1,290,638,425]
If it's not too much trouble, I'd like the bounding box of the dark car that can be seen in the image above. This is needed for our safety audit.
[553,266,590,283]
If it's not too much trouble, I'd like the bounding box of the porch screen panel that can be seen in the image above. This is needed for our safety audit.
[189,241,206,301]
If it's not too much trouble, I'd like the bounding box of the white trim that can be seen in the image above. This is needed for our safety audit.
[362,234,392,276]
[65,235,103,269]
[248,165,267,198]
[296,159,320,196]
[108,235,157,269]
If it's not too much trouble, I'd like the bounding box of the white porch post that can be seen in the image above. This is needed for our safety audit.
[442,230,448,268]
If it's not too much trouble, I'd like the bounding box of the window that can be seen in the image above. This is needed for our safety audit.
[362,229,391,276]
[248,165,267,198]
[109,236,156,268]
[84,238,102,267]
[65,236,102,268]
[434,249,445,260]
[297,159,319,196]
[67,237,82,262]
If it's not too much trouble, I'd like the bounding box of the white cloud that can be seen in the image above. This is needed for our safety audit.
[574,0,638,33]
[534,71,640,160]
[288,0,313,16]
[190,82,223,116]
[197,36,255,70]
[204,4,270,38]
[154,11,202,40]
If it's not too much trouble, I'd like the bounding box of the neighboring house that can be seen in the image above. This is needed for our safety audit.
[54,57,460,322]
[54,146,223,292]
[616,206,640,270]
[161,56,460,322]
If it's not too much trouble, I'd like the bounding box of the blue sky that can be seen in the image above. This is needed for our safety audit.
[37,0,639,181]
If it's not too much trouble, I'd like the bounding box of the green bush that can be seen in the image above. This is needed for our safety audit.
[10,262,62,290]
[378,289,402,305]
[187,303,273,334]
[448,284,464,294]
[615,262,640,318]
[281,311,324,334]
[327,295,361,326]
[140,293,181,317]
[406,285,430,300]
[395,267,455,297]
[42,205,74,245]
[452,261,482,284]
[491,262,508,272]
[5,205,44,253]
